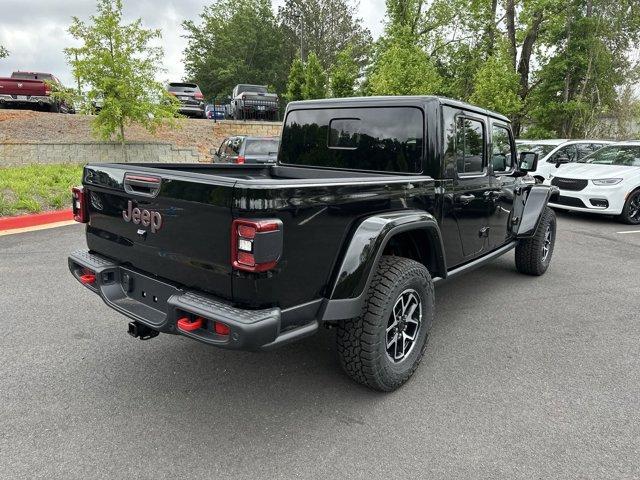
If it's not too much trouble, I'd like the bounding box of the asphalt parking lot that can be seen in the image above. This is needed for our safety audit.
[1,211,639,479]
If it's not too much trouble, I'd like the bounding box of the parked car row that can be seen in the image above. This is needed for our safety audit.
[515,138,640,224]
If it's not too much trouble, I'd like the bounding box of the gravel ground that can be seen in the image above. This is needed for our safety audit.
[1,210,639,479]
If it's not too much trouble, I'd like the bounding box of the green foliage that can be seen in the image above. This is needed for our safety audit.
[469,46,523,118]
[65,0,179,153]
[0,164,83,216]
[527,0,640,137]
[0,45,8,59]
[367,28,443,96]
[302,52,327,99]
[183,0,287,99]
[285,56,305,103]
[278,0,372,70]
[329,46,359,98]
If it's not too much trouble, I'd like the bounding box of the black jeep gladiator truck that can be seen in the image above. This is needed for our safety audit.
[69,96,556,391]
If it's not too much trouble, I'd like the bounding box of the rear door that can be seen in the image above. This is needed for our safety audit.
[83,165,235,299]
[450,113,493,258]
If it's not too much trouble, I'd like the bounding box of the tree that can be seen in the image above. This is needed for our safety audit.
[527,0,640,137]
[0,45,8,59]
[65,0,178,159]
[278,0,372,69]
[329,46,359,98]
[302,52,327,99]
[469,45,522,118]
[183,0,287,99]
[285,56,305,103]
[367,28,443,96]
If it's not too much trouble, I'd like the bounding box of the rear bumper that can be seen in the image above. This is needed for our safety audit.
[178,105,204,116]
[0,94,53,105]
[68,250,318,350]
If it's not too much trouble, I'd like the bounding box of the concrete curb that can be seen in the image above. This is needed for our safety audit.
[0,209,73,231]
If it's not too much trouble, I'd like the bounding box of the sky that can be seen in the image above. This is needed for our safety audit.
[0,0,386,87]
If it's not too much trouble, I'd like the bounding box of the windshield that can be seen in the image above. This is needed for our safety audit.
[245,139,280,155]
[578,145,640,166]
[516,143,557,158]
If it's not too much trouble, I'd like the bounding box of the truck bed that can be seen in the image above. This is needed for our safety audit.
[81,162,435,313]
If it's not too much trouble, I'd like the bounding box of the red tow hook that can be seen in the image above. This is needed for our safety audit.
[80,273,96,285]
[177,317,203,332]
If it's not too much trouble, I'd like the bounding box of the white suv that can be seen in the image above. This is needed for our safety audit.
[546,143,640,224]
[516,139,614,182]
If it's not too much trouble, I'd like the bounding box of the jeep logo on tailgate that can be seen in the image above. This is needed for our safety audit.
[122,200,163,233]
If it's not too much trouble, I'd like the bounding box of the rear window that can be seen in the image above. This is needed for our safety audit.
[280,107,424,173]
[11,72,54,81]
[168,83,199,93]
[245,139,280,155]
[237,85,268,94]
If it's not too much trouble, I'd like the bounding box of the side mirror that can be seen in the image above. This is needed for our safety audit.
[554,155,570,167]
[517,151,539,173]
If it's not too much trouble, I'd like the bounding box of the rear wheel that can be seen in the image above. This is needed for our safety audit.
[515,206,556,276]
[336,256,434,392]
[619,189,640,225]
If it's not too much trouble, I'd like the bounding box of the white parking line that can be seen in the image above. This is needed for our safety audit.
[617,230,640,235]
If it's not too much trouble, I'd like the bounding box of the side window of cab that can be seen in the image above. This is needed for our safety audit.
[490,124,515,173]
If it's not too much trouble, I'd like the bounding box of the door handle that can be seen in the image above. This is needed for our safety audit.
[458,194,475,204]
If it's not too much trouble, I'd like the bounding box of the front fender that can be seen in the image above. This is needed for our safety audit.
[321,210,445,321]
[516,184,558,238]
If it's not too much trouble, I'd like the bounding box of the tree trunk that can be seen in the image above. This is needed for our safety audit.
[512,9,544,136]
[505,0,517,69]
[485,0,499,56]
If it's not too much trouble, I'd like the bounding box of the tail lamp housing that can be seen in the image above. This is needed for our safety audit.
[72,186,88,223]
[231,219,283,272]
[236,156,246,164]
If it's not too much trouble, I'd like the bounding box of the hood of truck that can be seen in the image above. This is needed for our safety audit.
[82,165,235,300]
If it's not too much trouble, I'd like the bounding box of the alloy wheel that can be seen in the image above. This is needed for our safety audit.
[386,289,422,363]
[541,225,552,262]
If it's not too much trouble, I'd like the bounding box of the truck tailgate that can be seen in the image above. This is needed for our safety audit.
[0,78,47,96]
[82,165,235,300]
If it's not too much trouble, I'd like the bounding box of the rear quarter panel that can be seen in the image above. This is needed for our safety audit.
[231,178,437,311]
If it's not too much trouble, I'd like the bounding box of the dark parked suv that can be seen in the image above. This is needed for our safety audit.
[214,136,280,164]
[167,82,206,118]
[69,96,557,391]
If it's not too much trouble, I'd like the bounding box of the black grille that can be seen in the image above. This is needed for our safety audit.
[554,195,587,208]
[551,177,588,191]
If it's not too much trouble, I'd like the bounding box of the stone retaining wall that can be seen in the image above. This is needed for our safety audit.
[0,142,201,166]
[0,119,282,166]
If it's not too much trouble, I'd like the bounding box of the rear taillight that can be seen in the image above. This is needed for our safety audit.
[72,186,88,223]
[231,219,283,272]
[236,156,246,164]
[195,91,204,100]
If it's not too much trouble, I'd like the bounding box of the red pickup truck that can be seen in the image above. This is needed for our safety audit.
[0,71,73,113]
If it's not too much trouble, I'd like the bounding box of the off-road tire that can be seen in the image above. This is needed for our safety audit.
[618,189,640,225]
[515,206,556,276]
[336,256,434,392]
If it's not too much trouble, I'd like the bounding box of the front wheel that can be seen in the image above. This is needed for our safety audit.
[515,206,557,276]
[619,189,640,225]
[336,256,434,392]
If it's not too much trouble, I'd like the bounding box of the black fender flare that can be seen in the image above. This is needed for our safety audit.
[516,184,559,238]
[320,210,446,321]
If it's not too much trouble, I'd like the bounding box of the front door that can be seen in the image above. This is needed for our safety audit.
[487,121,517,249]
